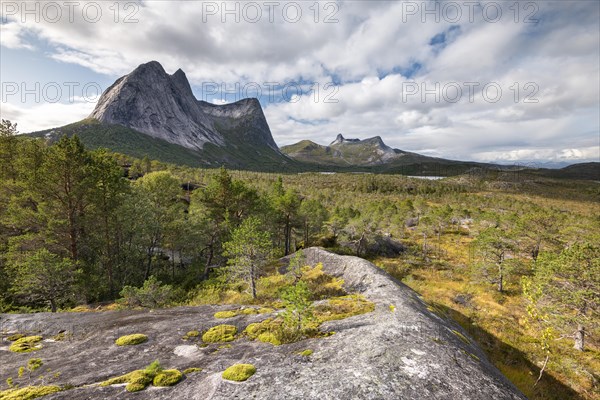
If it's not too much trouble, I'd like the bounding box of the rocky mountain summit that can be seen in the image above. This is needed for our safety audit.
[89,61,279,152]
[0,249,525,400]
[31,61,291,169]
[282,134,417,166]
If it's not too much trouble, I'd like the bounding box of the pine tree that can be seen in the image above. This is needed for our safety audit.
[222,217,272,299]
[524,243,599,351]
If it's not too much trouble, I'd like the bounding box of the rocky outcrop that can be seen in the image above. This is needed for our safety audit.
[89,61,279,152]
[0,248,525,399]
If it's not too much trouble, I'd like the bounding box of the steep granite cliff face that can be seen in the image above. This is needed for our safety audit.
[89,61,279,152]
[0,249,526,400]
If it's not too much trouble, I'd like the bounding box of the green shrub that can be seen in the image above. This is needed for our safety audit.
[9,336,43,353]
[279,281,316,338]
[115,334,148,346]
[118,276,175,309]
[202,325,237,343]
[153,370,183,387]
[0,385,61,399]
[143,360,163,376]
[222,364,256,382]
[189,284,223,305]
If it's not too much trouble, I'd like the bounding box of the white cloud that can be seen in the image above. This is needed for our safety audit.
[0,100,95,133]
[1,0,598,164]
[0,21,35,49]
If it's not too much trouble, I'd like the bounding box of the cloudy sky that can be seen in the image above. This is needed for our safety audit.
[1,0,599,166]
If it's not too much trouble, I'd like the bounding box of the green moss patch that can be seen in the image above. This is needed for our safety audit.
[244,319,278,339]
[186,330,200,337]
[214,310,238,319]
[153,370,183,387]
[214,307,266,318]
[298,349,313,356]
[52,333,66,341]
[9,336,43,353]
[101,361,183,392]
[244,296,374,346]
[183,367,202,374]
[314,295,375,322]
[257,332,281,346]
[0,385,62,399]
[202,325,237,343]
[115,334,148,346]
[300,263,346,299]
[6,334,25,342]
[101,369,153,392]
[222,364,256,382]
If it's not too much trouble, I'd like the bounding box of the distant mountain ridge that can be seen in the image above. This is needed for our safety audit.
[282,134,457,167]
[26,61,599,179]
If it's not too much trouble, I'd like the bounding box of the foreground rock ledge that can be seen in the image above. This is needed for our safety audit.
[0,248,526,400]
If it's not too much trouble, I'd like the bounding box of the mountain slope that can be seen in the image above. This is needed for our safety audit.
[281,134,493,174]
[89,61,278,152]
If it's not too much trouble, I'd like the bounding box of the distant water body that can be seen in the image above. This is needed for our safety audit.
[407,176,445,180]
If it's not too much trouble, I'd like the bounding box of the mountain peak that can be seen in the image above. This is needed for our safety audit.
[330,134,362,146]
[130,60,167,77]
[331,134,346,145]
[170,68,194,98]
[89,62,279,153]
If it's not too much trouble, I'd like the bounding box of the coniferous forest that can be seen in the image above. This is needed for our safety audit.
[1,120,598,399]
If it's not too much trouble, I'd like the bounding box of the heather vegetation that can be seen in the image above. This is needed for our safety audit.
[1,121,599,399]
